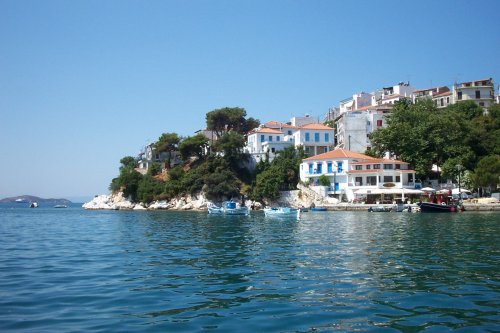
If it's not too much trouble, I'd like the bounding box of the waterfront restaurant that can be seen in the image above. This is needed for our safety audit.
[299,149,422,203]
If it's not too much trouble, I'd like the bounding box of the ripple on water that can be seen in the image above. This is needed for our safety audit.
[0,208,499,332]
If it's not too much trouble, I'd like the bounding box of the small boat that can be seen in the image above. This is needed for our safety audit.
[310,207,327,212]
[54,205,68,208]
[368,206,392,212]
[16,198,27,203]
[29,202,39,208]
[263,207,301,219]
[418,202,459,213]
[208,201,249,216]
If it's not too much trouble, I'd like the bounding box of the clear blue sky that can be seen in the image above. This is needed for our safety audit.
[1,0,499,201]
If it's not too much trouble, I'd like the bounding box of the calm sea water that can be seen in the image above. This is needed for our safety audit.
[0,204,499,332]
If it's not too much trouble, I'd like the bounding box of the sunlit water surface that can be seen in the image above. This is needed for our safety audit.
[0,204,499,332]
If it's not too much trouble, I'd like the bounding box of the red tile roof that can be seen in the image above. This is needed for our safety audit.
[303,149,373,161]
[299,123,334,130]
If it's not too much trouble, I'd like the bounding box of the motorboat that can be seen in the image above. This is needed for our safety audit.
[54,205,68,208]
[29,202,39,208]
[368,205,392,212]
[208,201,249,216]
[263,207,301,219]
[310,207,327,212]
[418,202,459,213]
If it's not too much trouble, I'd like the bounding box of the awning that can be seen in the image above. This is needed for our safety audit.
[354,188,423,195]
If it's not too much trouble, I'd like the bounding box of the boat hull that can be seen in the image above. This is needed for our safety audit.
[419,202,458,213]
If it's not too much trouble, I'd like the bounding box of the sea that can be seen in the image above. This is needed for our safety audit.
[0,203,499,332]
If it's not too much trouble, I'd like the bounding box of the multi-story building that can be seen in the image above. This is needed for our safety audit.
[334,105,392,153]
[453,78,495,109]
[372,82,415,105]
[246,127,292,164]
[292,123,335,156]
[413,86,452,108]
[299,149,419,202]
[245,117,335,163]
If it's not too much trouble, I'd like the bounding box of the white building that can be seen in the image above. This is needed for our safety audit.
[335,105,392,153]
[339,92,373,114]
[299,149,418,202]
[413,86,452,108]
[292,123,335,156]
[246,127,292,164]
[372,82,415,105]
[453,78,495,109]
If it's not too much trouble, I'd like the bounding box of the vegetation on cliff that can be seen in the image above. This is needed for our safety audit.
[109,101,499,203]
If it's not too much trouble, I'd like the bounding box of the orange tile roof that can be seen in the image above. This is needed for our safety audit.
[303,149,373,161]
[433,91,452,97]
[353,104,393,111]
[299,123,334,130]
[252,127,284,134]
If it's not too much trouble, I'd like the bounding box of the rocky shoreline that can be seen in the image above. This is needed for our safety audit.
[82,192,500,212]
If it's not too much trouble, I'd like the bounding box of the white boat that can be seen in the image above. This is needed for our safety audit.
[208,201,249,216]
[29,202,39,208]
[263,207,301,219]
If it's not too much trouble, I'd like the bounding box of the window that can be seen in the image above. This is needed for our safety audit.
[334,183,340,191]
[377,120,383,127]
[373,164,381,169]
[268,136,272,142]
[396,176,401,182]
[327,162,333,173]
[446,97,450,104]
[314,133,320,142]
[383,176,393,183]
[325,133,329,142]
[316,164,322,174]
[271,148,275,153]
[260,135,265,142]
[355,165,362,170]
[305,133,310,142]
[367,176,377,185]
[457,91,462,100]
[308,164,313,174]
[276,136,280,142]
[383,164,393,170]
[355,177,363,186]
[476,90,481,99]
[366,165,371,170]
[440,98,444,106]
[395,164,401,170]
[337,162,343,173]
[287,130,292,135]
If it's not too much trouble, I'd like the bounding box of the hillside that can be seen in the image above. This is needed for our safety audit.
[0,195,72,205]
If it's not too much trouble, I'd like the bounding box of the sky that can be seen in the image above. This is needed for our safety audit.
[1,0,499,202]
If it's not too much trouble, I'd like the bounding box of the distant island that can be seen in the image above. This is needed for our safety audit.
[0,195,72,205]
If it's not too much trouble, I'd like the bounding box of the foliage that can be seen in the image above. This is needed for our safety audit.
[109,156,142,201]
[318,174,331,186]
[250,146,304,201]
[179,133,209,160]
[155,132,180,153]
[206,107,260,137]
[213,131,249,171]
[136,174,163,203]
[470,155,500,190]
[251,166,283,201]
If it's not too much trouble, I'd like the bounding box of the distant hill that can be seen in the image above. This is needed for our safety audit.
[0,195,72,205]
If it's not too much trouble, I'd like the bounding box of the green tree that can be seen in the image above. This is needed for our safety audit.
[179,133,209,160]
[251,166,283,201]
[206,107,260,137]
[213,131,248,169]
[155,132,180,169]
[109,156,142,201]
[470,155,500,194]
[318,174,331,186]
